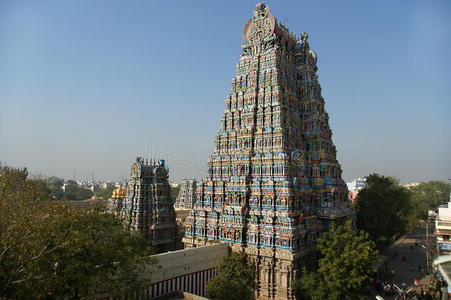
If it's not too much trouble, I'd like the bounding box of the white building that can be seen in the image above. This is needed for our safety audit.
[346,178,366,192]
[170,182,180,188]
[346,178,366,200]
[436,202,451,255]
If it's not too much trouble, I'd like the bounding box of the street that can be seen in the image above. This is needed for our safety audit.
[373,220,438,299]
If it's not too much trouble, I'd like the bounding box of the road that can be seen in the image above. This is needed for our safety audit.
[373,220,437,298]
[384,221,432,286]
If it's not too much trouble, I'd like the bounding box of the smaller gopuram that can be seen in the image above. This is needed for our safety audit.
[174,178,198,209]
[121,157,178,253]
[108,186,127,215]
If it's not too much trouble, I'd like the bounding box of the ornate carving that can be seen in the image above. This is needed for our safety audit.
[184,3,354,299]
[242,3,276,56]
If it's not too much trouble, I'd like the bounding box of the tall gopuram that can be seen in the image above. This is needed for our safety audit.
[174,178,198,209]
[123,157,178,253]
[182,3,354,299]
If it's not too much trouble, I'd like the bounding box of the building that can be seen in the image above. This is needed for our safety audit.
[346,177,366,202]
[436,202,451,256]
[182,4,353,299]
[148,244,229,298]
[109,186,127,215]
[175,178,198,209]
[346,177,366,192]
[404,182,420,189]
[170,182,180,188]
[119,157,178,253]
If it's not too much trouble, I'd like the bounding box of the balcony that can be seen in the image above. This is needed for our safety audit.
[436,220,451,230]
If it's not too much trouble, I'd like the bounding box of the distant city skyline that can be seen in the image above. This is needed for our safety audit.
[1,0,450,184]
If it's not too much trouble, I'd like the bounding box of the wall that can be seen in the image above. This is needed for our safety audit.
[148,243,229,298]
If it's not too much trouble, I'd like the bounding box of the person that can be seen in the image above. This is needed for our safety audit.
[414,278,418,286]
[428,280,434,290]
[375,280,381,293]
[384,282,391,297]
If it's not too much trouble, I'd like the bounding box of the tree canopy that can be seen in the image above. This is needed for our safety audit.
[47,176,65,200]
[293,220,378,300]
[353,174,415,248]
[206,252,256,300]
[410,181,451,218]
[170,185,181,204]
[94,183,116,200]
[64,180,94,200]
[0,167,154,298]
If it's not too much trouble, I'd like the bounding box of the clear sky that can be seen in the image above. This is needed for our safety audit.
[1,0,450,184]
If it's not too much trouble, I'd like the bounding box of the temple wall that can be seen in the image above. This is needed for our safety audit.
[151,243,229,283]
[183,237,317,300]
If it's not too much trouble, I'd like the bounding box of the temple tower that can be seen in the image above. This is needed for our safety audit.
[183,4,353,299]
[108,186,127,215]
[175,178,198,209]
[123,157,178,253]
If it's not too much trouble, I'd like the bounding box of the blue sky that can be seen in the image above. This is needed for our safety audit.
[0,0,450,184]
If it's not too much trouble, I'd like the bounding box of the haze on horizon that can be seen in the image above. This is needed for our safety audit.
[1,0,450,184]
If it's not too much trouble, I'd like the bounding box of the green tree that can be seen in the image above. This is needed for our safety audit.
[47,176,65,200]
[0,167,154,298]
[354,174,414,248]
[170,185,181,204]
[206,252,256,300]
[411,181,451,217]
[293,221,378,300]
[94,183,116,200]
[64,180,94,200]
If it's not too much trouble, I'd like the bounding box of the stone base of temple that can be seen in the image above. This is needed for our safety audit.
[183,237,317,300]
[243,245,317,300]
[182,236,223,248]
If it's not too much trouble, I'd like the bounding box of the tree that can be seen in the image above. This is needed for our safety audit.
[411,181,451,217]
[94,183,116,200]
[206,252,256,300]
[292,221,378,300]
[0,167,154,298]
[354,174,414,248]
[170,185,181,204]
[64,180,93,200]
[47,176,65,200]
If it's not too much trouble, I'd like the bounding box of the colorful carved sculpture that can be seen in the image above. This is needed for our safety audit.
[119,157,178,253]
[175,178,198,209]
[182,3,354,299]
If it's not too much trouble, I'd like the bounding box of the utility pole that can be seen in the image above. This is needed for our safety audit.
[426,219,429,274]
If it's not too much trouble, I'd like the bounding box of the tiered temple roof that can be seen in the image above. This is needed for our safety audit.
[183,3,353,299]
[174,178,198,209]
[115,157,178,253]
